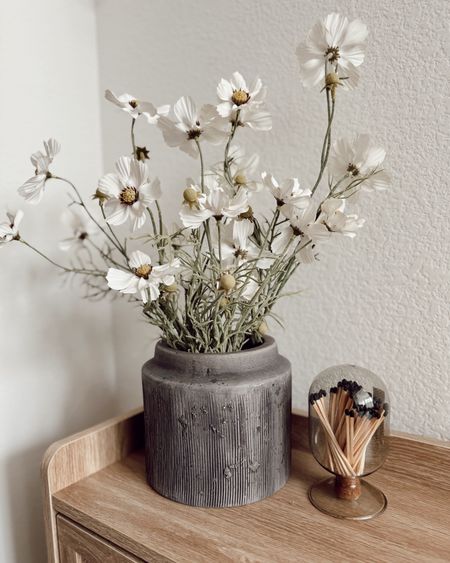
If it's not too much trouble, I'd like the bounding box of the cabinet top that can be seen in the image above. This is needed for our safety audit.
[43,409,450,562]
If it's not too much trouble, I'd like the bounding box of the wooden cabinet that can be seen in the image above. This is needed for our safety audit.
[42,408,450,563]
[57,516,141,562]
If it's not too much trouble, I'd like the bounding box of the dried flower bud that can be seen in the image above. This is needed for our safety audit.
[162,283,178,293]
[219,296,229,309]
[234,174,247,186]
[324,72,342,101]
[219,273,236,291]
[258,320,268,335]
[135,146,150,161]
[183,187,199,204]
[92,187,108,203]
[325,72,340,87]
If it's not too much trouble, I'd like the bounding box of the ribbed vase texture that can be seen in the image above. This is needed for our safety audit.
[142,336,292,507]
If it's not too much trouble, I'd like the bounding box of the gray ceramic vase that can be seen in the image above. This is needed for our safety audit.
[141,336,291,507]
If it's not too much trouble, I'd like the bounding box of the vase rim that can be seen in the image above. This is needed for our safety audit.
[150,335,280,373]
[157,335,274,356]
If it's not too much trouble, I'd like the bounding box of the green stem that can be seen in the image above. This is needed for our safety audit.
[194,139,216,268]
[217,221,222,266]
[223,111,240,187]
[85,238,123,268]
[131,118,136,155]
[53,176,128,259]
[20,239,105,277]
[311,94,336,195]
[98,202,129,259]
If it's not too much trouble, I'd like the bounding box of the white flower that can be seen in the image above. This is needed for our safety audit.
[179,177,249,229]
[0,210,24,246]
[98,156,161,231]
[271,203,329,260]
[105,90,169,124]
[318,199,365,237]
[221,145,262,192]
[106,250,180,303]
[233,105,272,131]
[329,134,389,193]
[217,105,272,132]
[216,72,266,118]
[18,139,60,204]
[262,172,312,218]
[158,97,226,158]
[297,13,368,89]
[220,219,272,269]
[59,209,97,251]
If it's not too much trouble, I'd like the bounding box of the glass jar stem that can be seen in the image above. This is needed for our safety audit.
[335,475,361,500]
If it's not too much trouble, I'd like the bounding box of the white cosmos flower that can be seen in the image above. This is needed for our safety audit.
[297,13,368,90]
[233,105,272,131]
[329,134,389,193]
[158,97,226,158]
[271,203,329,260]
[216,72,266,118]
[59,209,97,251]
[262,172,312,218]
[179,176,249,229]
[98,156,161,232]
[219,145,262,192]
[0,210,24,246]
[18,139,60,204]
[218,105,272,132]
[106,250,180,304]
[105,90,169,124]
[318,199,365,237]
[220,219,272,269]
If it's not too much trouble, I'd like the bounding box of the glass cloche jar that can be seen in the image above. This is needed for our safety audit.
[308,364,390,520]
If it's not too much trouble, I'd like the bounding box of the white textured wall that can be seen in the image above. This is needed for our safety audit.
[0,2,117,562]
[0,2,448,560]
[96,0,450,440]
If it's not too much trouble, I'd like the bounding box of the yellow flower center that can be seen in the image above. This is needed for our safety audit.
[120,186,138,205]
[232,89,250,106]
[234,174,247,185]
[135,264,152,279]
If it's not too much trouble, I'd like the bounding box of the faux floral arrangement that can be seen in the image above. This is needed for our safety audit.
[1,14,388,353]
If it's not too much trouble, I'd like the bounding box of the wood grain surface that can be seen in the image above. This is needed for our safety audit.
[48,410,450,563]
[57,515,143,563]
[42,408,144,563]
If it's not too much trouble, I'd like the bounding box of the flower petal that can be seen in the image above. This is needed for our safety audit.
[98,173,122,198]
[129,250,152,269]
[104,198,129,226]
[106,268,137,293]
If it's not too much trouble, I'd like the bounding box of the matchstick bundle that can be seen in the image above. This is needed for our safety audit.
[309,379,389,477]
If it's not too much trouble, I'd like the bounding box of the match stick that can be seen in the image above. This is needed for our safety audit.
[310,380,388,480]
